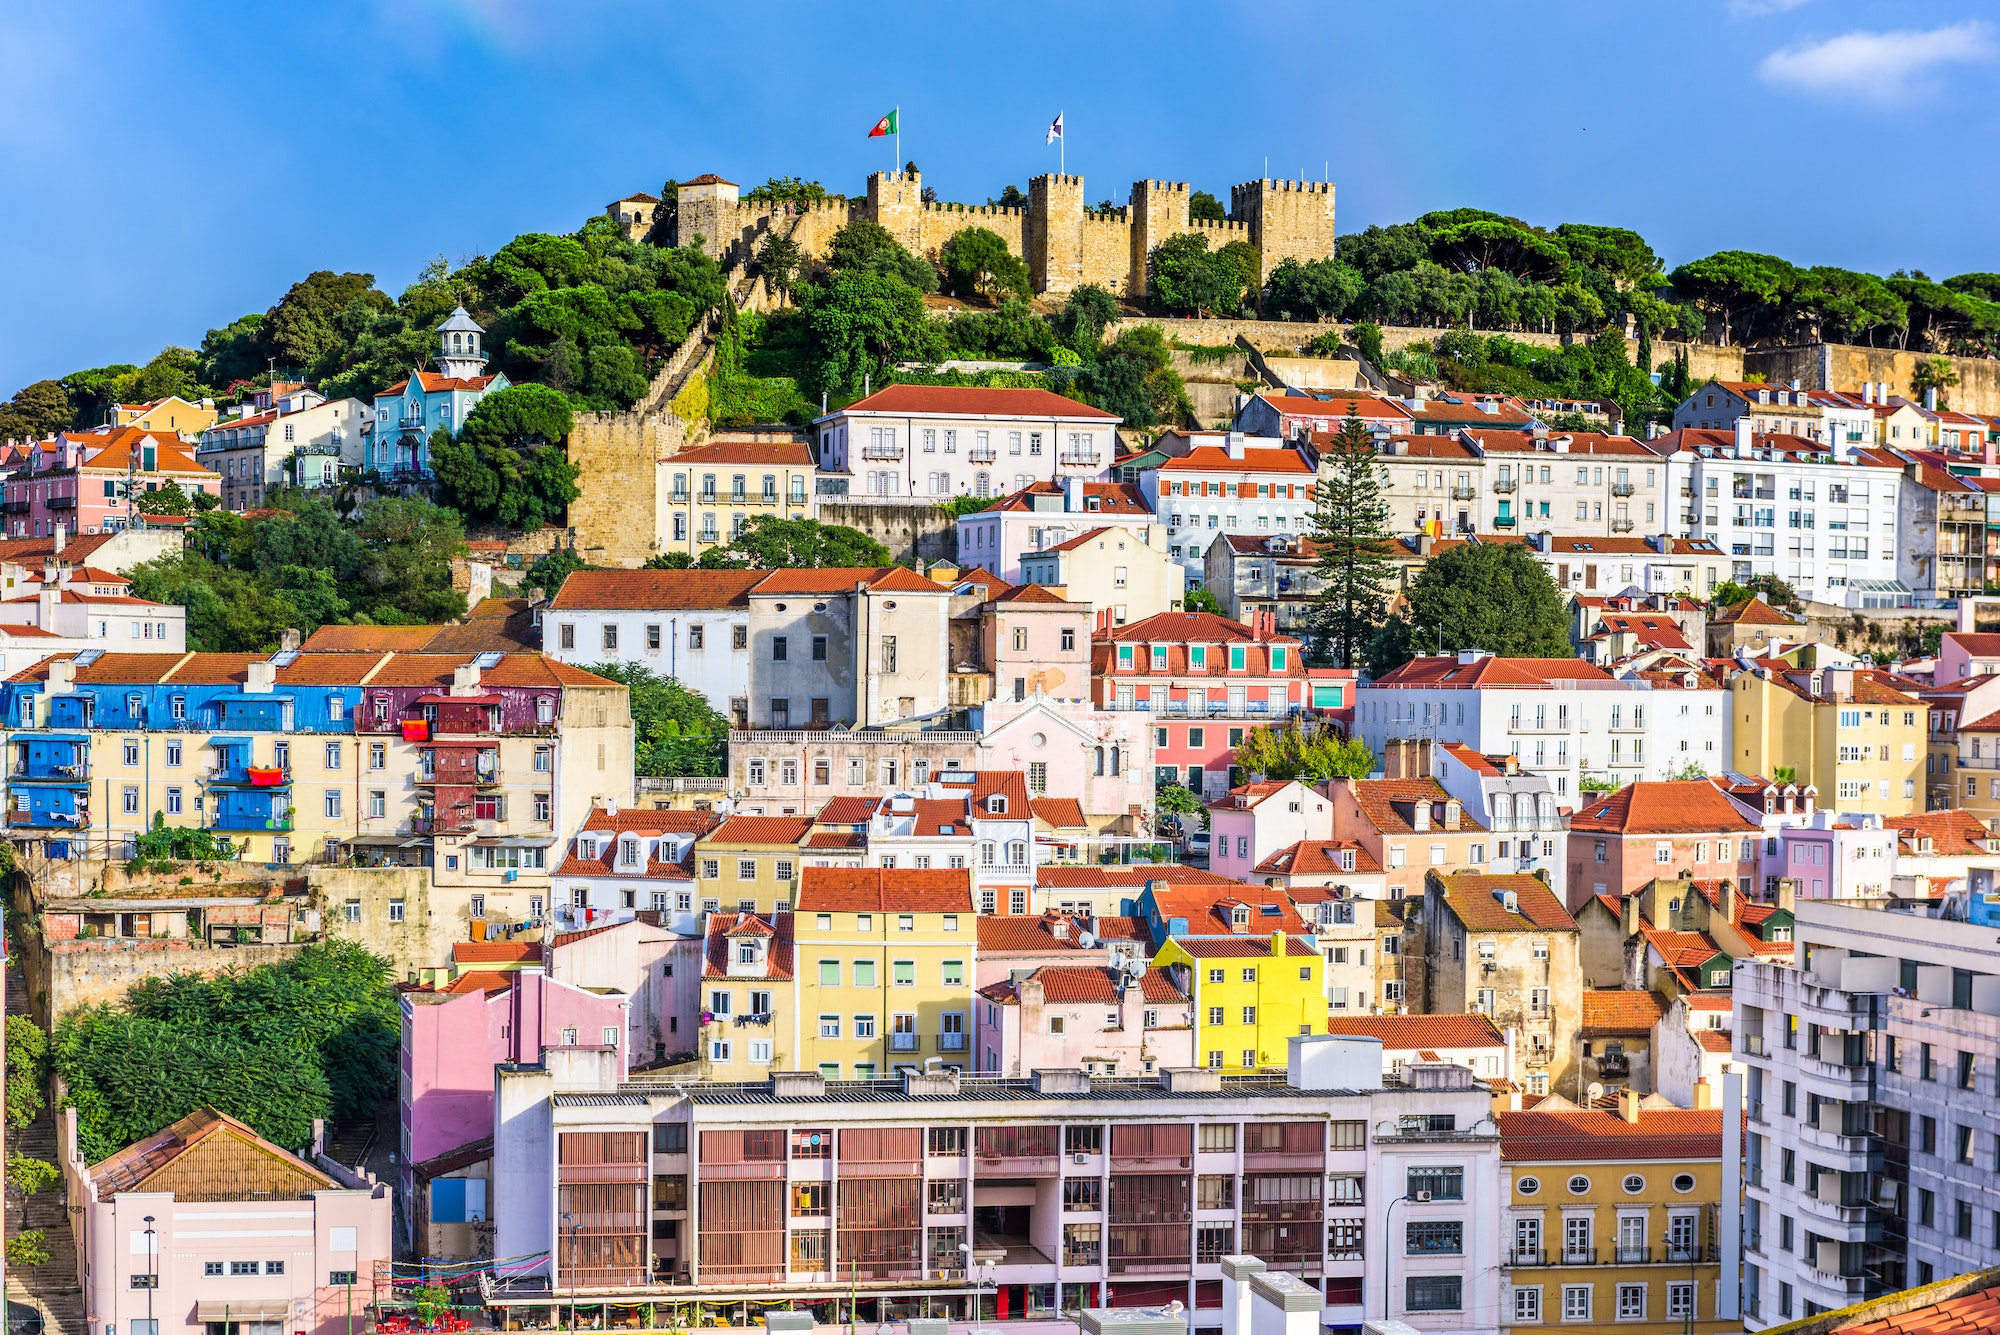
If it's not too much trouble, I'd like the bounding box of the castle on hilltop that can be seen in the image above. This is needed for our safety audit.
[610,169,1336,302]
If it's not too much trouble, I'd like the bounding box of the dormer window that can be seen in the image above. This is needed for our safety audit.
[1230,905,1249,929]
[621,839,639,867]
[736,939,759,965]
[987,795,1007,815]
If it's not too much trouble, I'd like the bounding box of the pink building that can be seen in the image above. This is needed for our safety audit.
[1565,779,1761,910]
[1090,608,1307,800]
[549,918,703,1067]
[398,967,629,1230]
[4,427,219,539]
[975,963,1192,1076]
[64,1106,392,1335]
[1207,779,1333,883]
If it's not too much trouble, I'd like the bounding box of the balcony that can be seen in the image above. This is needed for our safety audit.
[1494,514,1517,527]
[0,498,25,514]
[7,809,89,830]
[890,1032,919,1052]
[938,1032,967,1052]
[1610,518,1634,533]
[1611,481,1635,497]
[1594,1052,1630,1078]
[1449,484,1477,500]
[1058,451,1100,467]
[1614,1246,1651,1264]
[1492,477,1517,493]
[1506,1247,1547,1267]
[1561,1247,1596,1265]
[968,447,998,463]
[45,495,75,511]
[861,444,905,461]
[11,761,89,783]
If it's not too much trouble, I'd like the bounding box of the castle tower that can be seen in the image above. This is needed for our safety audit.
[867,170,925,256]
[1128,180,1192,299]
[434,307,488,381]
[676,174,742,260]
[1028,174,1086,297]
[1229,178,1337,285]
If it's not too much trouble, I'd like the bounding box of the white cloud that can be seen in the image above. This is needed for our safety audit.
[1729,0,1811,17]
[1759,21,1998,102]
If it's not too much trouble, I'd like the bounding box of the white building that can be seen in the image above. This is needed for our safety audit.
[196,388,371,509]
[1672,379,1877,450]
[0,564,185,663]
[1735,897,2000,1326]
[1647,423,1905,605]
[1356,650,1732,800]
[955,480,1156,584]
[1464,427,1669,539]
[544,569,765,725]
[1137,435,1319,584]
[814,384,1117,501]
[865,772,1036,915]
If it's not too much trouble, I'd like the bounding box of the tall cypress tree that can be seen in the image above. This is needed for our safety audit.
[1307,406,1397,669]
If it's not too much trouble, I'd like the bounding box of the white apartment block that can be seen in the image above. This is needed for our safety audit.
[1734,896,2000,1327]
[545,569,763,726]
[1464,428,1670,539]
[1650,422,1904,606]
[1356,650,1731,800]
[1136,434,1319,582]
[814,384,1116,501]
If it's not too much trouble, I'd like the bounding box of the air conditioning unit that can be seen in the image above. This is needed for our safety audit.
[1073,1152,1089,1164]
[1413,1190,1432,1203]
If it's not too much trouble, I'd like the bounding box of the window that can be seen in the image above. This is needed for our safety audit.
[1616,1284,1645,1321]
[1407,1166,1464,1201]
[1563,1285,1591,1321]
[1198,1123,1236,1151]
[1406,1220,1463,1255]
[1667,1283,1693,1320]
[324,790,342,819]
[1513,1287,1541,1322]
[1406,1276,1462,1313]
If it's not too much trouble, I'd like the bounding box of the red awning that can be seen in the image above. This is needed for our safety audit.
[413,692,503,705]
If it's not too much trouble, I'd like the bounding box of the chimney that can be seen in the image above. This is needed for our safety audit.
[52,525,65,555]
[41,558,57,586]
[1778,878,1796,912]
[1270,930,1285,961]
[1226,432,1248,461]
[1733,418,1752,455]
[1692,1077,1714,1110]
[452,662,483,695]
[1620,893,1639,938]
[47,659,75,694]
[1925,386,1939,411]
[1862,382,1875,404]
[1789,379,1800,391]
[1620,1088,1642,1123]
[1065,477,1084,512]
[1384,738,1407,780]
[1721,879,1738,924]
[36,588,55,628]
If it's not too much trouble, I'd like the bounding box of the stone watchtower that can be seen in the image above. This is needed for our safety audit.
[676,174,742,260]
[1229,179,1337,286]
[866,170,925,255]
[1027,174,1088,297]
[1128,180,1193,297]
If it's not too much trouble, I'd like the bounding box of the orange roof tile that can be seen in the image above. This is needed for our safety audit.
[1324,1014,1506,1049]
[1581,989,1670,1035]
[796,866,973,913]
[668,439,813,466]
[976,913,1101,953]
[452,940,541,965]
[1171,935,1318,958]
[1436,872,1576,932]
[1569,781,1760,835]
[835,384,1118,420]
[548,569,765,611]
[1345,779,1489,837]
[705,815,813,847]
[1496,1108,1724,1162]
[1030,797,1088,828]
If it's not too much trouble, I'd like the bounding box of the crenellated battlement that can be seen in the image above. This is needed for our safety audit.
[660,162,1335,296]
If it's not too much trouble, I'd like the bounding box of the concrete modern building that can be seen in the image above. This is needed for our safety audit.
[487,1038,1505,1332]
[1734,895,2000,1326]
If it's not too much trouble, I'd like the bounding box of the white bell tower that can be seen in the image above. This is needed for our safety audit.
[434,306,488,380]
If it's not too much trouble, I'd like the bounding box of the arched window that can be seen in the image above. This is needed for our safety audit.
[1007,842,1026,866]
[1110,748,1120,776]
[1093,747,1105,776]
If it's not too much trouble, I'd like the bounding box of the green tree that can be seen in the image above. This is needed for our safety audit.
[1366,542,1571,675]
[755,233,805,299]
[795,268,937,399]
[526,547,589,596]
[698,516,890,569]
[1149,232,1246,316]
[1307,408,1396,669]
[1053,285,1119,353]
[0,380,74,441]
[1182,587,1223,614]
[1427,218,1569,282]
[433,385,580,530]
[261,272,390,374]
[1668,251,1799,346]
[353,497,469,623]
[940,227,1031,303]
[1232,722,1376,784]
[584,663,730,777]
[7,1153,59,1199]
[6,1015,48,1132]
[823,220,937,292]
[125,551,302,652]
[744,176,827,207]
[1350,321,1384,368]
[994,185,1028,209]
[1264,258,1363,322]
[1912,356,1961,408]
[1711,574,1800,614]
[1084,326,1190,429]
[1188,191,1227,222]
[1153,782,1204,838]
[133,480,193,516]
[6,1231,50,1268]
[643,552,694,570]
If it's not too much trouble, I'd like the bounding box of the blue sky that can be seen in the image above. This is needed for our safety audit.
[2,0,1995,392]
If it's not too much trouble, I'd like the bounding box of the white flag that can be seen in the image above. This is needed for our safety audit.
[1046,112,1064,144]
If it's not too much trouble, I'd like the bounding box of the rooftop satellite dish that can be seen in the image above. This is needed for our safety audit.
[1586,1082,1605,1103]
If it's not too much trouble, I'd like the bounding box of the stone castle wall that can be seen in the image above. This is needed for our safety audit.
[1746,343,2000,418]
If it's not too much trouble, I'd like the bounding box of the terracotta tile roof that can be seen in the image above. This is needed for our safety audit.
[1356,432,1479,460]
[989,481,1152,515]
[1368,654,1612,688]
[1258,392,1413,423]
[87,1107,337,1200]
[805,830,866,850]
[1148,883,1310,935]
[702,912,793,981]
[1438,742,1504,776]
[796,866,974,912]
[1170,935,1318,958]
[1139,965,1188,1002]
[1157,445,1316,475]
[1436,872,1577,932]
[579,808,721,836]
[1030,798,1088,828]
[1324,1013,1506,1049]
[1496,1108,1724,1162]
[705,815,813,847]
[1830,1283,2000,1335]
[302,624,443,652]
[1642,926,1726,969]
[447,970,513,996]
[1096,609,1297,647]
[814,796,881,825]
[548,569,765,611]
[667,439,813,466]
[1253,840,1383,877]
[749,565,941,595]
[1465,426,1647,453]
[452,940,542,965]
[1684,992,1734,1011]
[1569,781,1760,835]
[679,173,735,187]
[1345,778,1489,837]
[1211,779,1291,811]
[904,798,972,836]
[993,582,1071,603]
[836,384,1119,420]
[1884,809,1998,856]
[1711,596,1802,627]
[1581,989,1670,1035]
[943,567,1014,599]
[1035,865,1239,889]
[1694,1030,1735,1053]
[935,769,1033,816]
[977,912,1100,953]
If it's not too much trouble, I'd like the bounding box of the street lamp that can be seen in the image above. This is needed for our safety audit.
[1381,1194,1411,1322]
[563,1212,579,1335]
[957,1245,993,1335]
[142,1215,156,1335]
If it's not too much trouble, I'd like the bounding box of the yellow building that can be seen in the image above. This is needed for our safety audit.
[1728,661,1927,816]
[1498,1096,1731,1334]
[693,814,812,915]
[697,910,797,1076]
[113,395,218,436]
[1015,522,1182,626]
[1153,930,1326,1071]
[792,865,976,1078]
[661,438,816,558]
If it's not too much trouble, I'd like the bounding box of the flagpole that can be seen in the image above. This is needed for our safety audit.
[896,105,901,177]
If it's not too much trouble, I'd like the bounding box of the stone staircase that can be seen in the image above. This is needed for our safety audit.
[5,965,83,1335]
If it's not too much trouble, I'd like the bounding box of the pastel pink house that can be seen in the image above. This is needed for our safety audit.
[4,427,220,540]
[64,1106,393,1335]
[398,967,629,1230]
[1207,778,1333,884]
[974,963,1192,1076]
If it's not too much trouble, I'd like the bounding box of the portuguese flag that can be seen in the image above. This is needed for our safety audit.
[867,109,897,138]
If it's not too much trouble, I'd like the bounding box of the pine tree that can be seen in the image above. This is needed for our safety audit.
[1307,406,1397,669]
